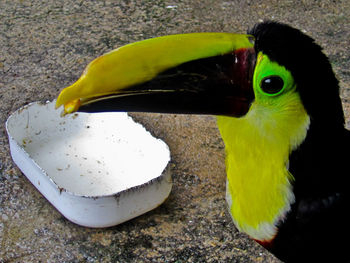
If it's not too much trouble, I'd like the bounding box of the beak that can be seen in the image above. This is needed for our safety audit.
[56,33,256,117]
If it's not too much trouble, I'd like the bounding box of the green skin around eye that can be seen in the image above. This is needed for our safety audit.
[254,53,295,97]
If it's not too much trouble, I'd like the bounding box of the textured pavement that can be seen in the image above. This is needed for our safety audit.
[1,1,350,262]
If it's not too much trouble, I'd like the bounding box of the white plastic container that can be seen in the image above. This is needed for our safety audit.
[6,100,172,227]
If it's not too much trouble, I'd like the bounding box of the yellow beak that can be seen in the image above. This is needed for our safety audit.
[56,33,254,115]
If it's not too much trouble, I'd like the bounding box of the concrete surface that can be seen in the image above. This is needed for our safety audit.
[1,0,349,262]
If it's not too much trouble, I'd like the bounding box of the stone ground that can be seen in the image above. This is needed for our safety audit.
[1,0,350,262]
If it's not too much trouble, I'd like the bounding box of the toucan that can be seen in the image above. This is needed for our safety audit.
[55,22,350,262]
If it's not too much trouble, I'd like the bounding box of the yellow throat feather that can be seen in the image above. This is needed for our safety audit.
[217,53,310,241]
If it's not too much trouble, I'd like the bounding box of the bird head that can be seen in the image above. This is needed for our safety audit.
[55,21,348,248]
[56,21,344,131]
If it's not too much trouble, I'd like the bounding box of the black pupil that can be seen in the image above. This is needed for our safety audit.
[261,76,284,94]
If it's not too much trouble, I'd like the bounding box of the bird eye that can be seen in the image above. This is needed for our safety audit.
[260,76,285,95]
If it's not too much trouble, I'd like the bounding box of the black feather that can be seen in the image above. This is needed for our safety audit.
[249,21,344,128]
[249,21,350,263]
